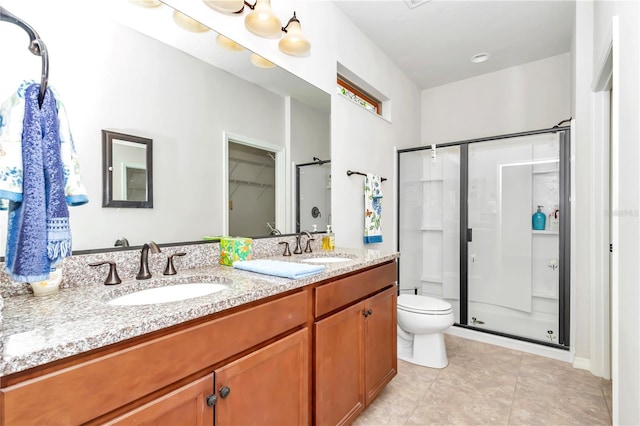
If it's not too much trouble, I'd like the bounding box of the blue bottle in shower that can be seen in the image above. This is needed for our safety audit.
[532,205,546,230]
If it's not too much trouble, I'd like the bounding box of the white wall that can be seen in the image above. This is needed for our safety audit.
[589,1,640,424]
[421,53,571,144]
[330,6,422,251]
[1,0,285,250]
[290,99,330,165]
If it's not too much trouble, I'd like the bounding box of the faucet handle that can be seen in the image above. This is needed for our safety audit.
[279,241,291,256]
[89,261,122,285]
[304,238,315,253]
[164,252,186,275]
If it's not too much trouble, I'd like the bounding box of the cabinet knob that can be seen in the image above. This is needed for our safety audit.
[219,386,231,399]
[206,394,218,407]
[363,309,373,317]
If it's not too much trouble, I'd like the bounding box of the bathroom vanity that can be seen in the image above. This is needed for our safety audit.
[0,248,398,425]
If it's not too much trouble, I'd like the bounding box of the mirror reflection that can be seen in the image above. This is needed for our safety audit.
[102,130,153,208]
[297,160,331,233]
[0,0,330,253]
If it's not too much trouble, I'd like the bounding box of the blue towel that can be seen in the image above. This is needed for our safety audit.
[233,259,325,279]
[5,84,72,282]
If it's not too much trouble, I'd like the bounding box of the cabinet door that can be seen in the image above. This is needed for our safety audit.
[214,328,309,426]
[106,375,213,426]
[315,302,365,426]
[364,286,397,405]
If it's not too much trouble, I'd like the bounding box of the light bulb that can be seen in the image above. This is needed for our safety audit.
[250,53,276,69]
[216,34,246,51]
[245,0,282,38]
[279,15,310,57]
[202,0,245,14]
[172,10,209,33]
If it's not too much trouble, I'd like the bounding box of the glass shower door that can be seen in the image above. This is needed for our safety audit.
[398,146,461,322]
[466,133,561,343]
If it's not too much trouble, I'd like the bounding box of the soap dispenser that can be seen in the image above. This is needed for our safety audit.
[532,206,546,230]
[322,225,335,252]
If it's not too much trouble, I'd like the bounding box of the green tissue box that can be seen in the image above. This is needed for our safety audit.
[220,237,252,266]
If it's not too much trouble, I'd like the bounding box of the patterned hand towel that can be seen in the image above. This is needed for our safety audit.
[0,80,88,209]
[5,84,72,282]
[364,173,383,244]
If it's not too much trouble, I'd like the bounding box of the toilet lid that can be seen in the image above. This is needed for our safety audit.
[398,294,453,314]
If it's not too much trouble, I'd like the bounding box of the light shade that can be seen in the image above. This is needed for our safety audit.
[250,53,276,69]
[172,10,210,33]
[278,13,310,57]
[245,0,282,39]
[216,34,246,52]
[202,0,245,14]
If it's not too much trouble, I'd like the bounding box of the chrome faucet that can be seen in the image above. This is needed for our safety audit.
[294,231,313,255]
[136,241,161,280]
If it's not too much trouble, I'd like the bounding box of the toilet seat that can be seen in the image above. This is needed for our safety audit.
[397,294,453,315]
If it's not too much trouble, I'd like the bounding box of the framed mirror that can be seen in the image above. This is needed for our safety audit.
[102,130,153,208]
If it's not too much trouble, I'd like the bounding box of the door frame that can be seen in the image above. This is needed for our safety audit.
[222,131,285,236]
[589,12,617,387]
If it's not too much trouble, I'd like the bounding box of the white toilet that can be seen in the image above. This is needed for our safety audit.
[397,294,454,369]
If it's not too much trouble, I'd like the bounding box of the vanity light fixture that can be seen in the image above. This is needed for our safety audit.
[244,0,281,38]
[250,53,276,68]
[216,34,246,51]
[470,52,490,63]
[278,12,310,57]
[202,0,246,14]
[172,10,210,33]
[203,0,311,56]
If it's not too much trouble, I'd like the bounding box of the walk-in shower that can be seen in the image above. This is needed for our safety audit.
[397,126,570,348]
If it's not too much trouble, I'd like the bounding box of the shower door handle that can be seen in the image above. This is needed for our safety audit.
[467,228,473,242]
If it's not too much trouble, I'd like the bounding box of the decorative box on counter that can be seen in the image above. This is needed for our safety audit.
[220,237,253,266]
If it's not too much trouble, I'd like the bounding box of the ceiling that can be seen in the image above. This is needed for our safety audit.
[331,0,576,90]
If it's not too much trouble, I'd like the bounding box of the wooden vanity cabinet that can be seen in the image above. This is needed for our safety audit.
[107,329,309,426]
[314,262,398,426]
[0,259,397,426]
[0,291,308,426]
[106,375,215,426]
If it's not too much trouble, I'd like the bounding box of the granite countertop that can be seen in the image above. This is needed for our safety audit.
[0,248,398,377]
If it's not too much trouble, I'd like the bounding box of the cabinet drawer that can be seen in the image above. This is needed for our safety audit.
[1,291,307,426]
[314,261,397,318]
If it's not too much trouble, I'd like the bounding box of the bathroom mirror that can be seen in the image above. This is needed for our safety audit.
[102,130,153,208]
[0,0,330,253]
[296,160,331,233]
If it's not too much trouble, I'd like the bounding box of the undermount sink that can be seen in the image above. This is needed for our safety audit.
[107,283,228,306]
[303,257,351,263]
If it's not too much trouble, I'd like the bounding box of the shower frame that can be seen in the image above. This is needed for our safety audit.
[396,126,571,350]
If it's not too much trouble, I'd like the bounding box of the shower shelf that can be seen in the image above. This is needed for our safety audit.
[532,230,559,235]
[420,178,444,182]
[421,227,443,231]
[532,291,558,299]
[420,276,443,283]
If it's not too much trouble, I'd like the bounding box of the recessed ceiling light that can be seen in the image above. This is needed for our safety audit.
[470,53,490,63]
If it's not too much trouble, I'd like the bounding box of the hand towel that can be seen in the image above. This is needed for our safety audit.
[233,259,325,279]
[364,173,383,244]
[5,84,72,282]
[0,80,89,210]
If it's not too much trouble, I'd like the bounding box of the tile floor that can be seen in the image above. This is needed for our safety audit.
[354,334,612,426]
